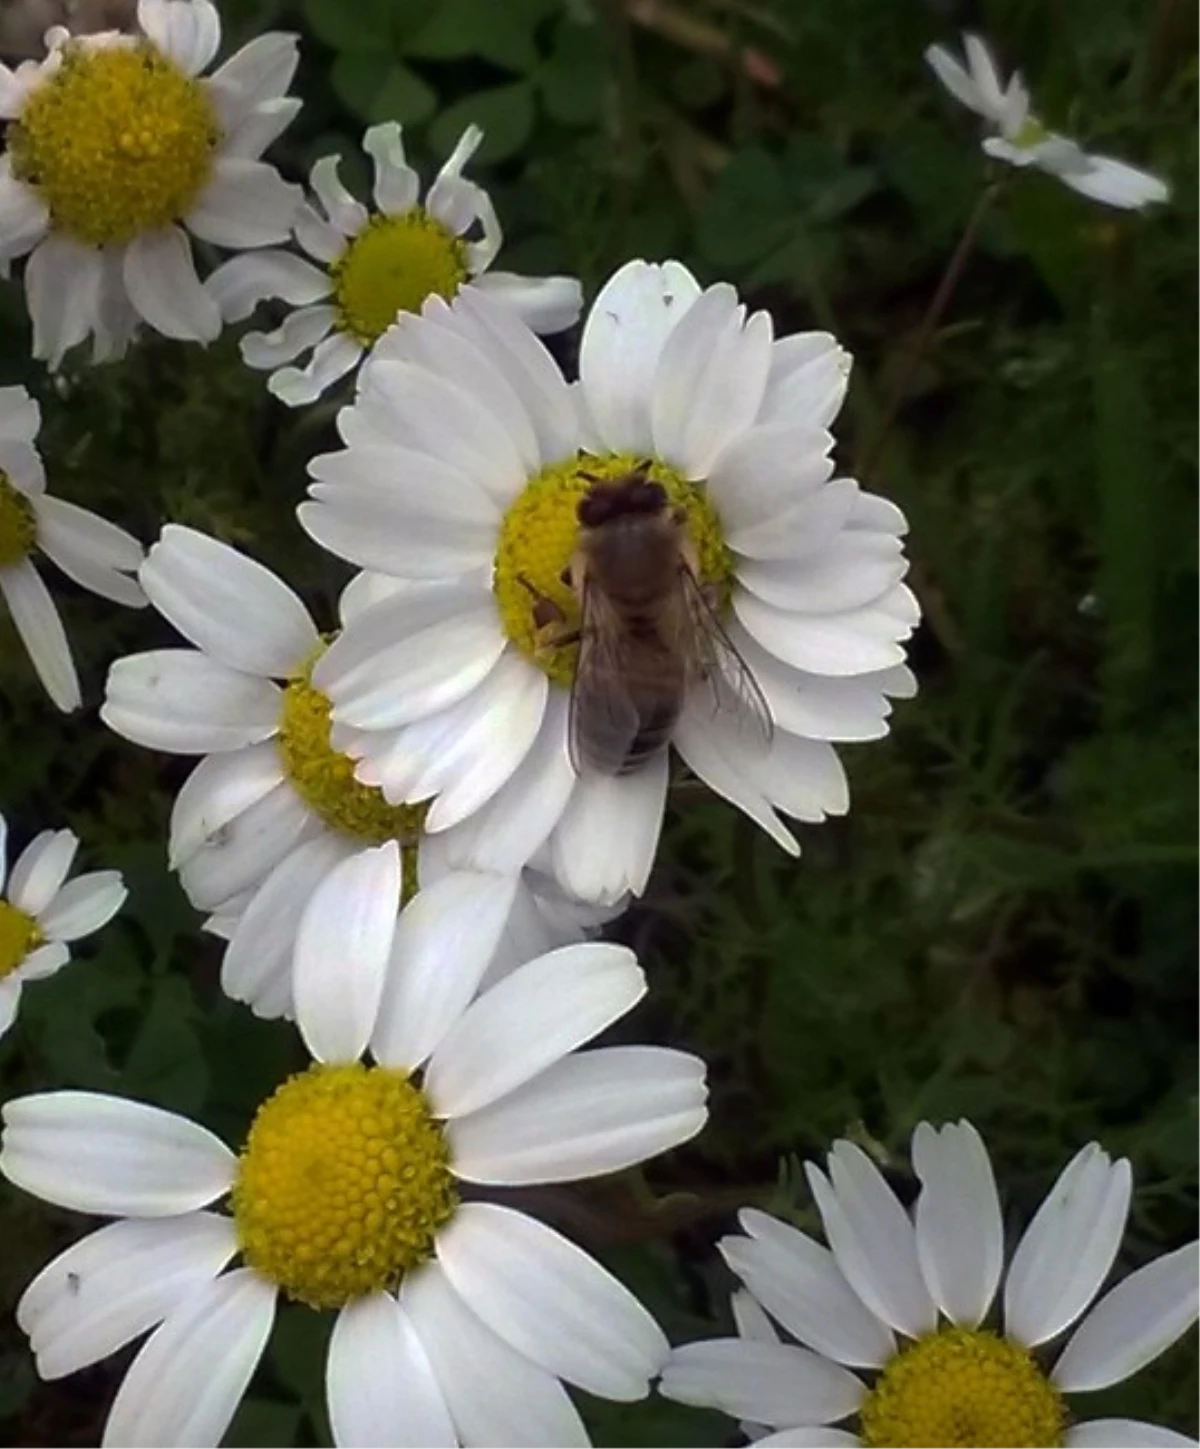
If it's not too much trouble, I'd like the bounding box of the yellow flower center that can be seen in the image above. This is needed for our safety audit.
[331,211,469,346]
[0,474,37,568]
[492,452,731,688]
[232,1062,457,1310]
[276,660,428,851]
[10,39,220,248]
[0,900,44,979]
[1011,115,1052,149]
[860,1327,1065,1448]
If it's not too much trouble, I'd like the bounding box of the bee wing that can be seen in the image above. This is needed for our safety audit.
[568,575,646,775]
[674,565,774,753]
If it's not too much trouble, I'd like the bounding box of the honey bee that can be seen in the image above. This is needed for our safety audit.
[524,465,773,775]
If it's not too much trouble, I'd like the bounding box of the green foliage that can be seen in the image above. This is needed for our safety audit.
[0,0,1196,1444]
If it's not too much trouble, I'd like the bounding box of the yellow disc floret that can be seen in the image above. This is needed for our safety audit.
[232,1062,457,1309]
[0,475,37,568]
[860,1326,1065,1448]
[492,452,731,687]
[331,211,469,346]
[10,40,220,248]
[276,658,428,847]
[0,901,44,980]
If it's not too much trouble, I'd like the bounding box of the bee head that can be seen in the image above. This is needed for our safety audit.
[577,474,667,528]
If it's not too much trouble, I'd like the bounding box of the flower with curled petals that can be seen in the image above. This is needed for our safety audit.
[0,0,302,366]
[299,258,917,906]
[206,121,582,406]
[0,809,127,1040]
[661,1121,1199,1448]
[1,845,708,1448]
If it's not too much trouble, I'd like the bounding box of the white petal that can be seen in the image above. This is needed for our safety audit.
[1052,1241,1200,1391]
[327,1293,456,1448]
[924,42,985,115]
[18,1213,236,1380]
[707,422,833,536]
[25,234,104,369]
[269,331,362,406]
[187,157,300,247]
[176,782,315,913]
[222,94,301,161]
[912,1120,1003,1327]
[293,842,399,1064]
[1058,153,1171,210]
[14,942,68,981]
[240,303,337,369]
[660,1338,864,1428]
[363,122,420,214]
[8,828,78,915]
[1004,1143,1133,1346]
[0,384,40,444]
[427,943,644,1119]
[1,1092,234,1215]
[371,871,520,1072]
[402,1262,589,1447]
[738,538,906,617]
[734,589,911,677]
[672,702,798,855]
[805,1142,938,1339]
[1066,1421,1197,1448]
[470,271,583,335]
[309,154,369,234]
[167,741,284,870]
[206,250,330,322]
[758,332,850,431]
[437,1202,668,1397]
[732,1286,780,1343]
[140,525,317,677]
[38,872,126,942]
[756,1430,862,1448]
[0,560,80,711]
[138,0,221,75]
[962,33,1010,119]
[724,1209,895,1368]
[0,977,22,1036]
[124,227,222,341]
[550,753,668,903]
[449,1045,707,1184]
[32,494,145,607]
[101,650,281,753]
[206,32,298,131]
[101,1267,275,1449]
[0,158,48,259]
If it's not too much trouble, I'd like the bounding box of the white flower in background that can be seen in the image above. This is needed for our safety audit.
[925,33,1170,210]
[0,810,127,1038]
[0,0,303,367]
[0,384,144,710]
[206,121,583,406]
[662,1121,1200,1448]
[298,260,917,906]
[1,845,708,1448]
[100,524,613,1018]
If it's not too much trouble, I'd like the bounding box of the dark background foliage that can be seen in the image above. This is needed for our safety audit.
[0,0,1195,1442]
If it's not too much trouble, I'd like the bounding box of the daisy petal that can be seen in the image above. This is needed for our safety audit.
[0,559,80,711]
[187,157,300,248]
[756,1430,863,1447]
[309,155,369,235]
[437,1202,668,1397]
[269,331,362,406]
[471,271,583,335]
[550,752,668,903]
[912,1120,1004,1327]
[0,157,49,258]
[167,741,284,870]
[206,33,299,130]
[25,234,104,369]
[101,1267,275,1449]
[758,332,850,431]
[1,1092,234,1215]
[240,304,337,368]
[925,43,984,114]
[362,122,420,214]
[734,589,910,677]
[101,650,281,753]
[660,1338,864,1428]
[1066,1421,1197,1448]
[14,942,68,981]
[32,495,145,607]
[1058,155,1170,210]
[449,1045,707,1185]
[18,1213,237,1380]
[138,0,221,75]
[206,250,330,321]
[0,978,22,1037]
[222,94,302,160]
[124,226,222,342]
[37,872,126,942]
[7,828,78,915]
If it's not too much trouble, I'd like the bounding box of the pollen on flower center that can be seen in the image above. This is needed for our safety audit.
[0,901,43,979]
[9,40,220,247]
[491,452,731,688]
[0,474,37,567]
[232,1062,457,1310]
[859,1326,1065,1449]
[1011,115,1052,149]
[331,210,469,346]
[276,653,428,849]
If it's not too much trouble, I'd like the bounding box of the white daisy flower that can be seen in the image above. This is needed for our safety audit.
[661,1120,1200,1448]
[99,523,613,1018]
[298,259,917,905]
[0,809,127,1038]
[0,383,145,710]
[0,0,303,367]
[206,121,583,406]
[1,843,708,1448]
[925,33,1170,210]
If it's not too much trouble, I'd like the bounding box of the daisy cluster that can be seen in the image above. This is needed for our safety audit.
[0,2,1186,1446]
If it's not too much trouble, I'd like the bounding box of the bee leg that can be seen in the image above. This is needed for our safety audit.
[517,574,579,651]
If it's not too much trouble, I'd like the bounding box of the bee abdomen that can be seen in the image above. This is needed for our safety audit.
[619,699,682,773]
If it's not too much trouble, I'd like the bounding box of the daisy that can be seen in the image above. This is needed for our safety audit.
[0,383,145,710]
[0,0,303,367]
[661,1120,1200,1447]
[926,34,1170,210]
[205,121,583,406]
[298,260,917,905]
[100,523,613,1019]
[0,809,127,1039]
[1,844,708,1447]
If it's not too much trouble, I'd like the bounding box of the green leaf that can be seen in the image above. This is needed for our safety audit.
[429,83,537,164]
[301,0,391,51]
[407,0,551,70]
[331,49,391,121]
[367,62,438,127]
[122,976,208,1116]
[696,149,789,269]
[536,16,608,128]
[224,1397,304,1449]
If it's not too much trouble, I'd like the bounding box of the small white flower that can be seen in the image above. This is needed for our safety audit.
[926,33,1170,209]
[661,1120,1200,1447]
[299,259,917,905]
[1,846,708,1447]
[206,121,583,406]
[0,383,145,710]
[0,810,127,1038]
[0,0,303,367]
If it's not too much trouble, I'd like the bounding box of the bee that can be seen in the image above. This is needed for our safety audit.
[524,464,773,775]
